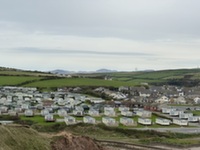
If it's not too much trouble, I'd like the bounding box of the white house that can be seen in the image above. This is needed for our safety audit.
[120,117,134,126]
[102,117,118,126]
[138,118,152,125]
[155,96,169,104]
[83,116,96,124]
[179,113,193,119]
[194,97,200,104]
[136,110,152,118]
[173,118,188,126]
[104,109,116,117]
[88,109,100,116]
[173,96,186,104]
[24,109,34,117]
[45,114,55,122]
[155,118,171,126]
[121,110,133,117]
[64,116,76,125]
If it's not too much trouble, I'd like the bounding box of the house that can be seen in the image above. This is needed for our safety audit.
[136,110,152,118]
[179,113,193,119]
[138,118,152,125]
[64,116,76,125]
[155,118,171,126]
[194,97,200,104]
[41,109,49,116]
[155,96,169,104]
[121,110,133,117]
[24,109,34,117]
[45,114,55,122]
[173,118,188,126]
[88,109,100,116]
[83,116,96,124]
[102,117,118,126]
[173,96,186,104]
[120,117,134,126]
[188,116,199,122]
[57,109,67,117]
[104,109,116,117]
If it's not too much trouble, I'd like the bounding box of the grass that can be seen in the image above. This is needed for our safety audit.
[23,78,137,88]
[0,126,50,150]
[0,76,43,86]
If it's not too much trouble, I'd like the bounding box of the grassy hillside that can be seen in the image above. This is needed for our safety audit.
[0,126,50,150]
[1,67,200,89]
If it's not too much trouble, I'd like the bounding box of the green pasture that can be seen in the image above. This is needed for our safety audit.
[0,76,42,86]
[23,78,136,88]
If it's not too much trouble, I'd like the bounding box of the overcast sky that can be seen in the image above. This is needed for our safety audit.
[0,0,200,71]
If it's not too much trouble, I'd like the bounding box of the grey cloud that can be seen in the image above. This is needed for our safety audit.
[0,0,200,40]
[12,47,153,57]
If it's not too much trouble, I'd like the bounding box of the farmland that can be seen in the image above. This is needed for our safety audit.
[1,67,200,89]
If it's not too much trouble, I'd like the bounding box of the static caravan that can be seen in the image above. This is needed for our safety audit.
[88,109,100,116]
[173,118,188,126]
[21,104,29,110]
[45,114,55,122]
[162,108,170,114]
[138,118,152,125]
[179,113,193,119]
[8,110,17,116]
[155,118,171,126]
[119,106,130,112]
[57,109,67,117]
[104,110,116,117]
[73,110,84,116]
[120,117,134,126]
[14,107,23,113]
[83,116,96,124]
[41,109,49,116]
[104,106,115,112]
[0,106,8,113]
[121,110,133,117]
[136,110,152,118]
[102,117,118,126]
[24,109,34,117]
[169,110,183,117]
[188,116,199,122]
[64,116,76,125]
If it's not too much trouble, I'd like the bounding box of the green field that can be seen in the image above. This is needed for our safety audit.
[1,68,200,89]
[0,76,43,86]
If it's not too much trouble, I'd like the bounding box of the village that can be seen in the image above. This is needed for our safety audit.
[0,85,200,128]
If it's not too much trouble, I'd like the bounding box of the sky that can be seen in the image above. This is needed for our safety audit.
[0,0,200,71]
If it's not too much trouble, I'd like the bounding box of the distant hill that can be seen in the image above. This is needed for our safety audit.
[50,68,118,74]
[96,69,118,73]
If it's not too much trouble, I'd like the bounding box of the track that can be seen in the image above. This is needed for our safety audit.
[96,140,169,150]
